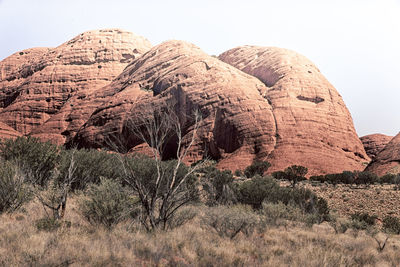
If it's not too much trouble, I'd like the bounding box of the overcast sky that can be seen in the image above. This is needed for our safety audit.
[0,0,399,136]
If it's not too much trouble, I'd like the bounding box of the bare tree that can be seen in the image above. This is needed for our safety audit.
[118,106,206,231]
[36,149,77,220]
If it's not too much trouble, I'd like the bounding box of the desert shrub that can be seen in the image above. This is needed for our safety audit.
[244,160,271,178]
[264,186,330,223]
[310,175,326,183]
[284,165,308,187]
[79,178,137,229]
[0,136,60,186]
[202,167,235,205]
[383,216,400,234]
[329,216,352,234]
[235,175,279,209]
[34,217,62,232]
[57,149,122,190]
[260,202,304,225]
[202,205,259,239]
[355,171,378,186]
[380,174,397,184]
[271,171,286,180]
[166,205,199,230]
[234,169,243,177]
[0,161,31,213]
[350,212,377,230]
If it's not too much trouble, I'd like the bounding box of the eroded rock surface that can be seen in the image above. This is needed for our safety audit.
[72,40,277,170]
[360,134,393,159]
[0,122,22,140]
[0,29,152,136]
[219,46,369,175]
[366,133,400,176]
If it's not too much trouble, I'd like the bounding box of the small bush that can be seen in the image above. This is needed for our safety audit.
[355,171,378,186]
[383,216,400,234]
[79,178,137,229]
[244,160,271,178]
[166,205,198,230]
[284,165,308,188]
[35,217,62,232]
[0,137,60,186]
[350,212,377,230]
[260,202,304,225]
[202,205,259,239]
[57,149,122,190]
[0,161,31,214]
[203,167,235,205]
[235,175,279,209]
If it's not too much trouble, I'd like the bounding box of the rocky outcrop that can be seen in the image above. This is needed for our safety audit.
[360,134,393,159]
[0,32,371,175]
[366,133,400,176]
[72,40,277,170]
[0,122,22,140]
[0,29,152,136]
[68,41,368,175]
[218,46,369,175]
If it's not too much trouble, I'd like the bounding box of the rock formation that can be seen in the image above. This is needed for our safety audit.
[0,122,21,140]
[0,29,152,137]
[72,40,277,171]
[218,46,369,174]
[0,31,371,175]
[360,134,393,159]
[365,133,400,176]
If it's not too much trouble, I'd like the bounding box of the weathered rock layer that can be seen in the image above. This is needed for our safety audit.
[0,29,151,136]
[218,46,369,174]
[360,134,393,160]
[0,31,371,175]
[366,133,400,176]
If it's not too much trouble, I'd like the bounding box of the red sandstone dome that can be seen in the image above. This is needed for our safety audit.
[360,134,393,160]
[0,30,371,175]
[0,29,152,140]
[218,46,369,174]
[365,133,400,176]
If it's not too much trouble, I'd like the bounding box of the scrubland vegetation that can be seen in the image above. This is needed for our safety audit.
[1,137,400,266]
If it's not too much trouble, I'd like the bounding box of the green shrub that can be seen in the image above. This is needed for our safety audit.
[244,160,271,178]
[350,212,377,230]
[202,205,259,239]
[79,178,137,229]
[260,202,304,225]
[235,175,279,209]
[58,149,122,190]
[166,205,198,230]
[383,216,400,234]
[0,161,31,214]
[202,167,235,205]
[355,171,378,186]
[0,137,60,186]
[35,217,62,232]
[284,165,308,188]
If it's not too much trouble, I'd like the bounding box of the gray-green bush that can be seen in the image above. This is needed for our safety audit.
[202,205,259,239]
[0,137,60,186]
[0,161,31,213]
[79,178,137,229]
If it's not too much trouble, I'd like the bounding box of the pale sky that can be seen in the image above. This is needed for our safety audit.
[0,0,399,136]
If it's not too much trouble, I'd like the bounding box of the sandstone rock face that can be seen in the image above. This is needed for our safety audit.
[72,40,277,170]
[1,32,370,175]
[219,46,369,175]
[360,134,393,159]
[0,122,22,140]
[70,41,368,175]
[0,29,152,136]
[366,133,400,176]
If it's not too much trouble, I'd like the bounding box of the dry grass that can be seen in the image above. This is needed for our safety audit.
[303,182,400,220]
[1,196,400,266]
